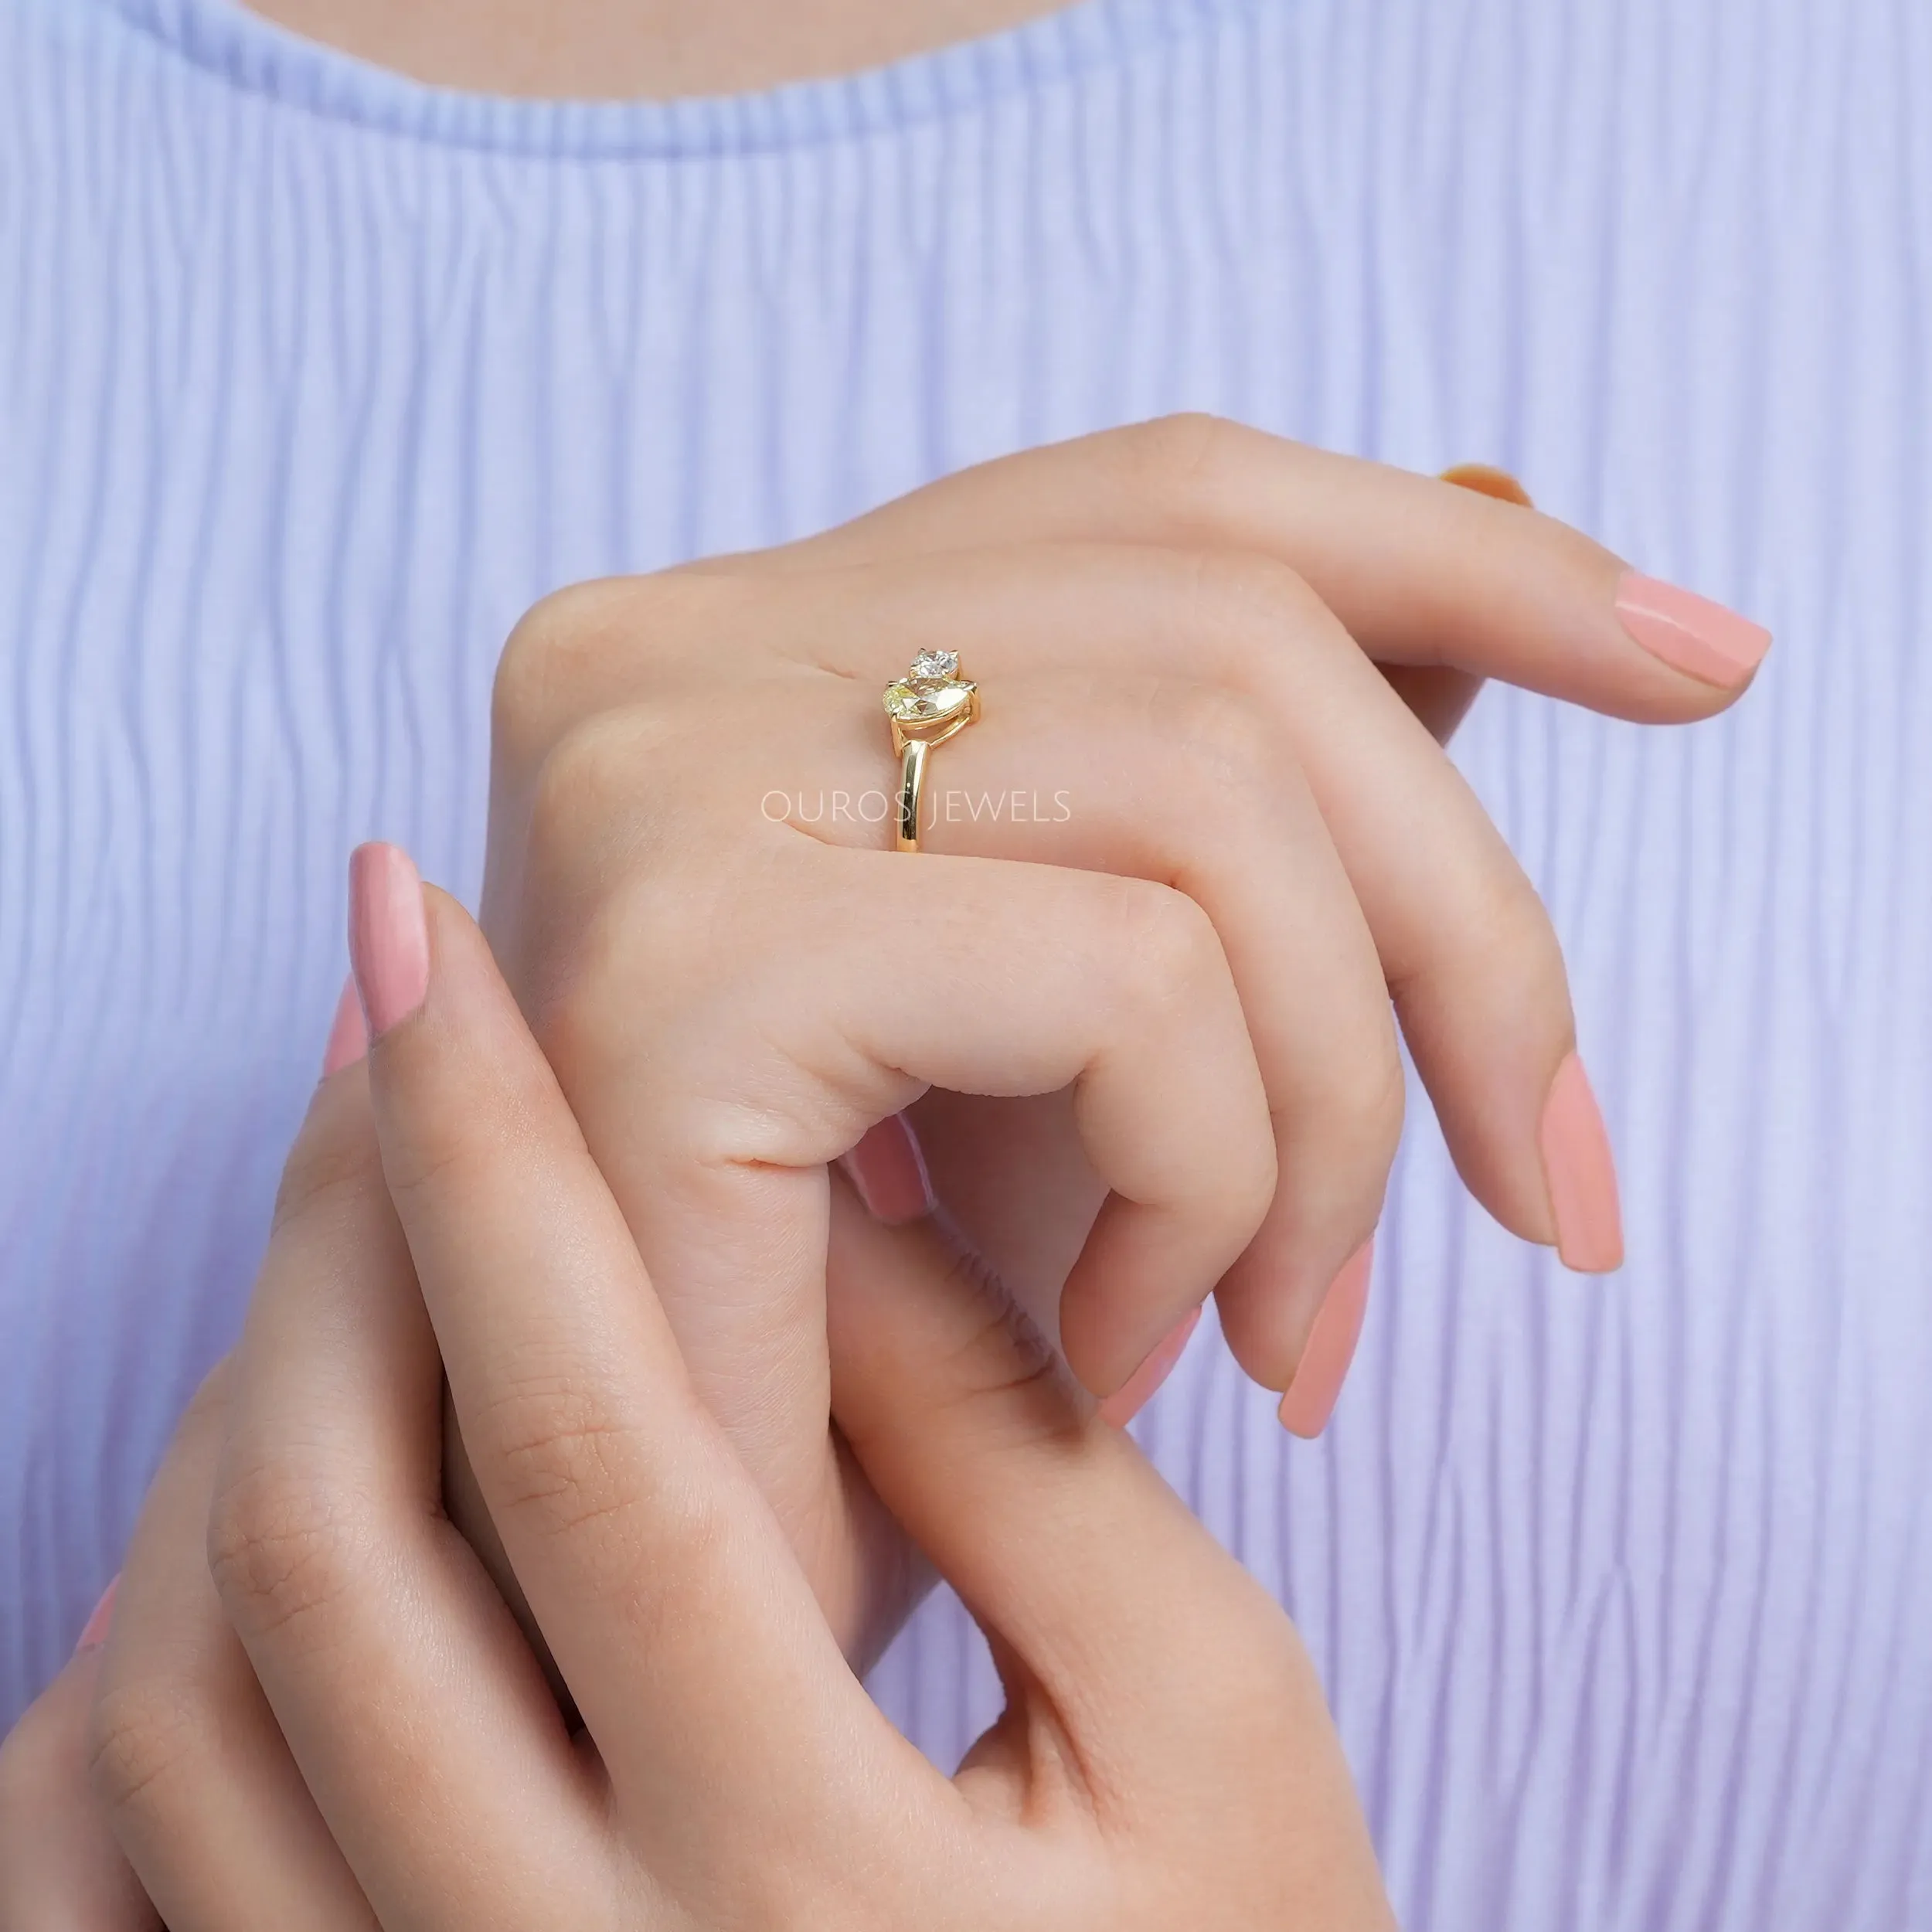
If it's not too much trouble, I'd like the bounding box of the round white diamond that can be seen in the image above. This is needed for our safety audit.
[910,648,959,682]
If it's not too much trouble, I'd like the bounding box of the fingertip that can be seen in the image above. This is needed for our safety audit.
[1277,1237,1374,1439]
[1614,571,1772,696]
[838,1114,938,1226]
[1097,1304,1202,1427]
[353,876,573,1219]
[1538,1053,1624,1274]
[321,975,368,1077]
[357,875,532,1087]
[1056,1268,1152,1403]
[72,1575,120,1656]
[348,842,429,1038]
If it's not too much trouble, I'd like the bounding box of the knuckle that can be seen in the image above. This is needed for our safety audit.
[831,1236,1074,1461]
[87,1678,216,1830]
[1444,864,1569,1012]
[537,1457,736,1645]
[921,1259,1073,1445]
[206,1453,369,1644]
[1110,410,1240,505]
[1305,1023,1407,1185]
[1222,1131,1283,1236]
[471,1372,650,1546]
[1353,1031,1409,1161]
[1492,872,1568,978]
[469,1372,760,1655]
[492,578,634,751]
[1182,544,1329,645]
[1100,876,1230,1014]
[493,572,750,763]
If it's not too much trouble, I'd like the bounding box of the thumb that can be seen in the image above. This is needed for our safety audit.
[825,1177,1274,1736]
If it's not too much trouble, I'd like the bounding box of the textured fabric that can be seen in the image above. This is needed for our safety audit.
[2,0,1929,1923]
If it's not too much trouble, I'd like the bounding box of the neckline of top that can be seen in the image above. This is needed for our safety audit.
[94,0,1260,159]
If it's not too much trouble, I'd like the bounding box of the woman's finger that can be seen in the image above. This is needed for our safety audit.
[715,543,1614,1270]
[348,845,923,1857]
[556,809,1276,1405]
[752,667,1399,1393]
[0,1642,160,1931]
[823,1176,1371,1857]
[81,1363,378,1932]
[827,1172,1235,1704]
[1374,462,1537,740]
[209,1054,607,1932]
[758,415,1770,718]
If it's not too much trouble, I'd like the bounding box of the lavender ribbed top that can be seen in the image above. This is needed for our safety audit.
[3,0,1929,1923]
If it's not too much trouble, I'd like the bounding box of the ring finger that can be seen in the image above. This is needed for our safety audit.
[759,665,1402,1394]
[760,541,1611,1270]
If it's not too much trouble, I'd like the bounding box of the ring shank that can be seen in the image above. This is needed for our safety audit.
[896,739,930,852]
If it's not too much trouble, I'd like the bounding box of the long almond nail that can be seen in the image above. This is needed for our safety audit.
[836,1114,937,1226]
[322,973,369,1075]
[1279,1236,1375,1439]
[1099,1304,1202,1427]
[1538,1053,1624,1271]
[1615,571,1771,690]
[74,1575,119,1655]
[348,843,429,1038]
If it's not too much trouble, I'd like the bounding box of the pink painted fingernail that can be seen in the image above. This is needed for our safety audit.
[1615,572,1771,690]
[837,1114,937,1226]
[1099,1304,1202,1427]
[1440,462,1534,508]
[73,1575,119,1655]
[321,973,369,1075]
[1539,1053,1624,1272]
[348,843,430,1039]
[1279,1236,1375,1439]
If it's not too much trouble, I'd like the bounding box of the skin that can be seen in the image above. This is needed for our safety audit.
[0,0,1777,1911]
[473,419,1745,1667]
[0,422,1757,1923]
[1,883,1396,1931]
[243,0,1070,97]
[0,421,1764,1924]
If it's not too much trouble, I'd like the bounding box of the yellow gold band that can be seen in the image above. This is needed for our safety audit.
[882,649,980,852]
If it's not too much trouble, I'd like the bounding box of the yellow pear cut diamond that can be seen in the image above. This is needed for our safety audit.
[883,675,976,725]
[883,648,978,738]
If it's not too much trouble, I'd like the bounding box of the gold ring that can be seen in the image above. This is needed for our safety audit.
[882,649,981,852]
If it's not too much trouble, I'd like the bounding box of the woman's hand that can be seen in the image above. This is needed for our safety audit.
[2,868,1394,1931]
[0,423,1772,1927]
[476,417,1767,1655]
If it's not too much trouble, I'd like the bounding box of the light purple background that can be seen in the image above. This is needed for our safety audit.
[2,0,1929,1923]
